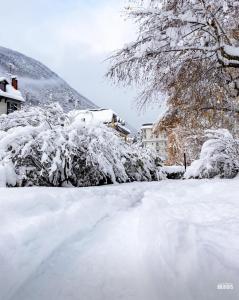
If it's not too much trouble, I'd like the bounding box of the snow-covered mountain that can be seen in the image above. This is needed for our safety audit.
[0,46,136,133]
[0,46,97,111]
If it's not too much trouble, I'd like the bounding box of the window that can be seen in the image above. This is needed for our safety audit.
[7,102,18,114]
[112,114,117,123]
[0,82,6,92]
[141,129,146,139]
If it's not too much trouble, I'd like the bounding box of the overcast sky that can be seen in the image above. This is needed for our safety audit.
[0,0,161,128]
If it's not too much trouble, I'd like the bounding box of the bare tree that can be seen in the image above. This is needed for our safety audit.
[108,0,239,98]
[107,0,239,164]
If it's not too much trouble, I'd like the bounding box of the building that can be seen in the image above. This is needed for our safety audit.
[0,77,24,115]
[69,108,131,141]
[141,123,168,160]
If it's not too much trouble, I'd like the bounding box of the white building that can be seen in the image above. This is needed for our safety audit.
[0,77,24,115]
[141,123,168,160]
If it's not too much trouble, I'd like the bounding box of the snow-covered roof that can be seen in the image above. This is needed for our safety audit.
[0,77,25,102]
[70,109,116,124]
[68,109,131,134]
[68,109,113,124]
[141,123,154,129]
[115,123,131,135]
[89,109,116,123]
[0,86,25,102]
[0,77,8,83]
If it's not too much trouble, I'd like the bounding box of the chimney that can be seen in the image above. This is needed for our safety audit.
[11,76,18,90]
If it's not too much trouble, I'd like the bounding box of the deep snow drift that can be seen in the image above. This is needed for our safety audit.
[0,180,239,300]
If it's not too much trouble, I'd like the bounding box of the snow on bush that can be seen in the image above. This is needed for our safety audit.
[0,104,162,187]
[162,166,185,179]
[185,129,239,179]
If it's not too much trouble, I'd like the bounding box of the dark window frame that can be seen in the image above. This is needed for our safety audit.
[0,82,6,92]
[7,101,19,114]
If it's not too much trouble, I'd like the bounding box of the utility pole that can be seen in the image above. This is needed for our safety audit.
[184,152,187,171]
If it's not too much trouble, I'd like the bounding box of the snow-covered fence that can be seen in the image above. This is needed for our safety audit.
[0,104,163,187]
[185,129,239,179]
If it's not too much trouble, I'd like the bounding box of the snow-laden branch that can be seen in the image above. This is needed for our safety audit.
[107,0,239,104]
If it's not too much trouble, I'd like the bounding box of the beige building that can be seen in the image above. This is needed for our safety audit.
[141,123,168,160]
[0,77,24,115]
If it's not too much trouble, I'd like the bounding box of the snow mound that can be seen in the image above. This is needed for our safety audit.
[162,165,185,179]
[185,129,239,179]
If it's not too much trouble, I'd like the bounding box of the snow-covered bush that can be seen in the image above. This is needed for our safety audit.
[162,166,185,179]
[185,130,239,179]
[0,104,162,187]
[0,103,66,131]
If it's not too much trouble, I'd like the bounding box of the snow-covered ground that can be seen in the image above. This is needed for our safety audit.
[0,180,239,300]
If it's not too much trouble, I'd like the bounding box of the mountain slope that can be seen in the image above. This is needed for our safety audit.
[0,46,136,133]
[0,46,97,110]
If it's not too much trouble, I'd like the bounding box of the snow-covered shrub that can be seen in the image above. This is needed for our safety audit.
[162,166,185,179]
[185,129,239,179]
[0,104,162,187]
[0,103,66,131]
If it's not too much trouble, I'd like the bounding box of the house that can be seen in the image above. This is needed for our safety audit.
[0,76,24,115]
[69,108,131,141]
[141,123,168,160]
